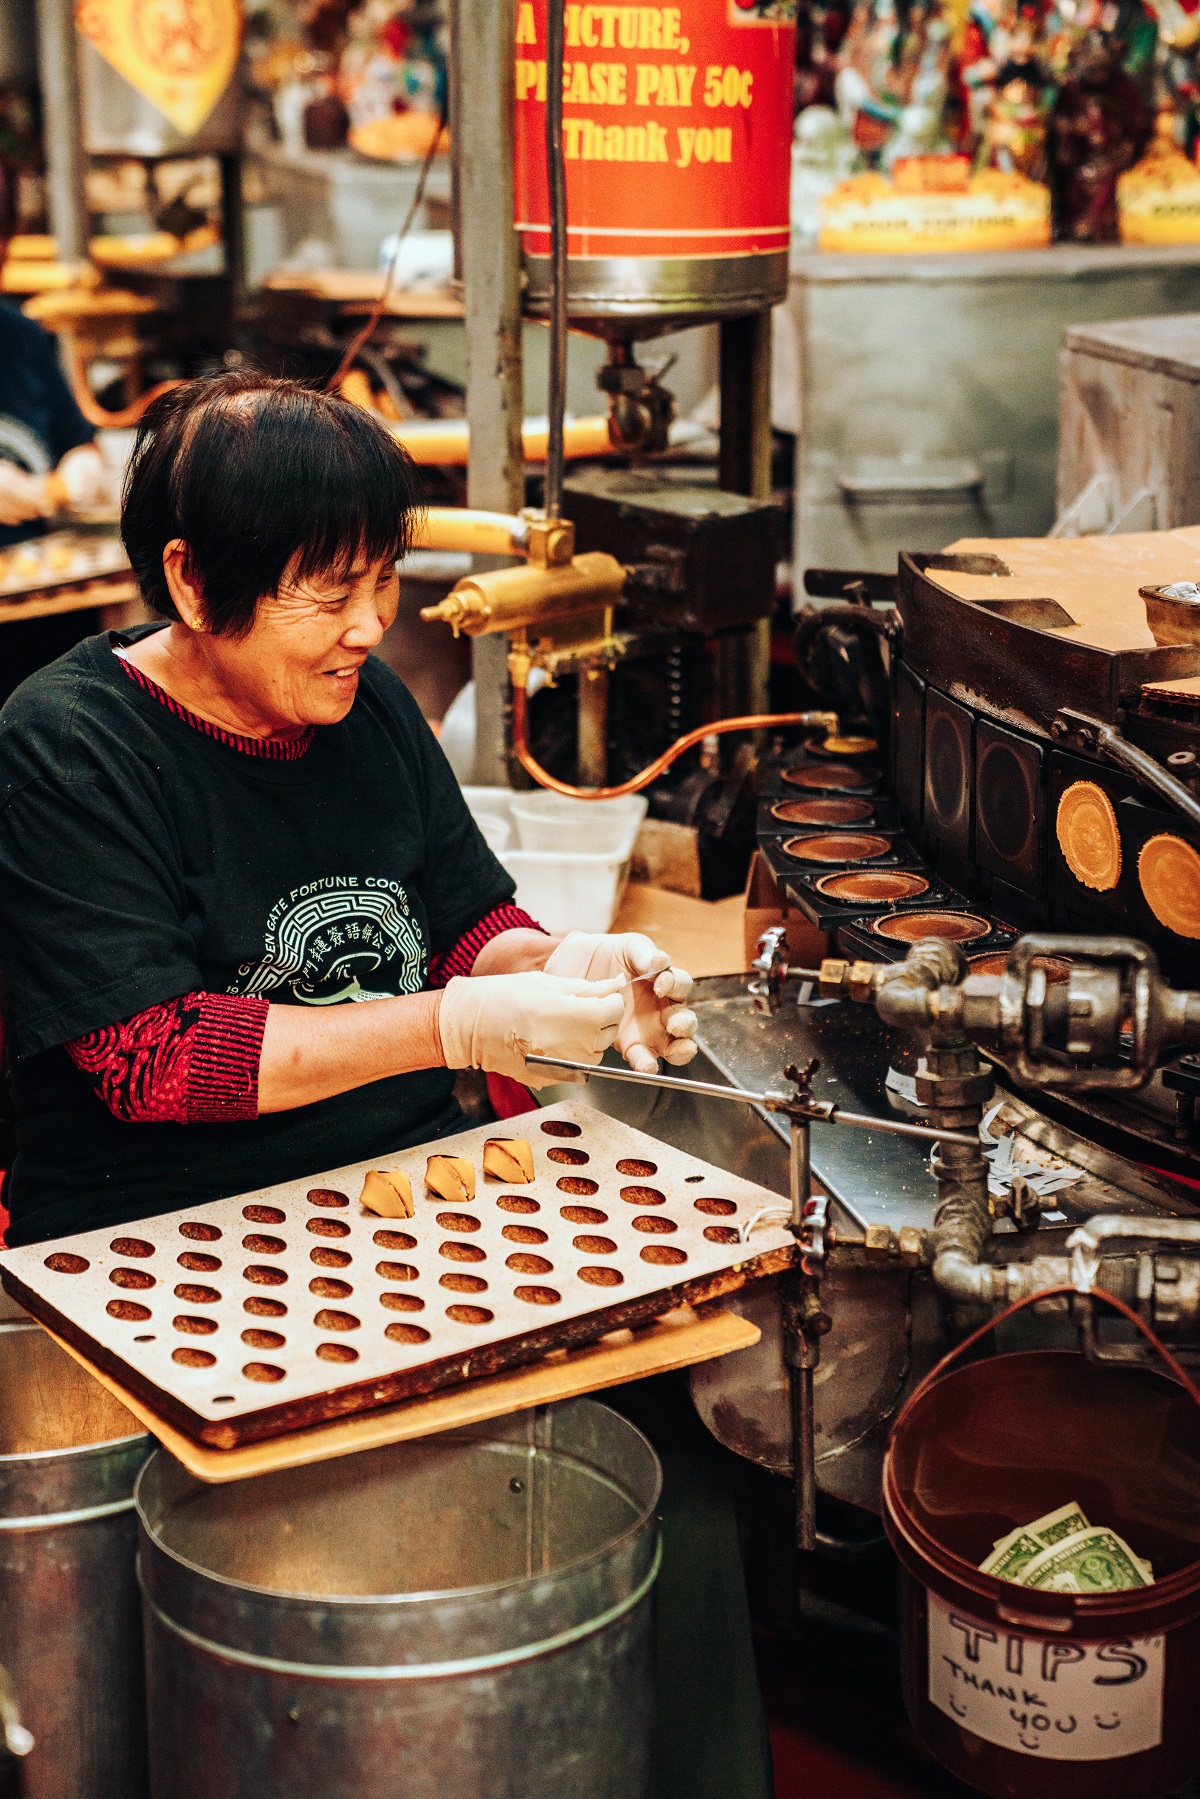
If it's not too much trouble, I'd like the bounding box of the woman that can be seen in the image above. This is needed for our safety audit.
[0,373,773,1799]
[0,372,697,1246]
[0,162,110,704]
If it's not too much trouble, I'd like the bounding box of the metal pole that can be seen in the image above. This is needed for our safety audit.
[789,1117,810,1230]
[543,0,567,523]
[718,310,773,504]
[717,308,773,719]
[576,665,609,787]
[219,155,245,302]
[34,0,87,262]
[792,1346,817,1552]
[455,0,524,784]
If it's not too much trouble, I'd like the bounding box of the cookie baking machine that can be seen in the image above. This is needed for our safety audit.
[543,533,1200,1708]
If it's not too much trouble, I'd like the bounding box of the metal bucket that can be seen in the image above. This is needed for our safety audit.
[0,1321,151,1798]
[137,1399,661,1799]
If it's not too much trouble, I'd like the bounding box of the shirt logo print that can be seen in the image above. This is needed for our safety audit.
[231,876,425,1004]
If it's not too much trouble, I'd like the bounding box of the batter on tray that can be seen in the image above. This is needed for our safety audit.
[0,373,697,1246]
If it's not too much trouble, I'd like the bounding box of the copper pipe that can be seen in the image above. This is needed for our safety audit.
[61,330,182,429]
[411,508,527,557]
[510,679,837,800]
[393,414,613,466]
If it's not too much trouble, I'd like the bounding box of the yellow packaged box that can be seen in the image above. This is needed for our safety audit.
[819,168,1051,255]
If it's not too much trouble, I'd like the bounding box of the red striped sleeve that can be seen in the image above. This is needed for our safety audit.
[67,991,268,1124]
[427,904,546,987]
[186,993,270,1122]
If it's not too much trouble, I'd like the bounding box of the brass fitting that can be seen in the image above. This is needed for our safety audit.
[864,1224,895,1259]
[520,508,576,568]
[817,958,879,1004]
[897,1225,925,1264]
[420,551,626,638]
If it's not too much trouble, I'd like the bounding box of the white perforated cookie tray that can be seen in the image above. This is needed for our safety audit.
[0,1101,795,1446]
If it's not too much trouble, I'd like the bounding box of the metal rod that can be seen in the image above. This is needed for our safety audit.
[523,1056,979,1145]
[543,0,568,522]
[456,0,523,785]
[794,1359,816,1553]
[1092,719,1200,836]
[823,1106,978,1145]
[789,1118,810,1230]
[576,664,609,787]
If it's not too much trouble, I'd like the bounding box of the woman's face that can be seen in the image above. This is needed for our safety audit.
[173,546,401,732]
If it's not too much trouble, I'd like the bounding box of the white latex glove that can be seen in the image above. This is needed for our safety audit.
[437,970,626,1089]
[543,931,698,1075]
[0,462,50,528]
[52,444,108,512]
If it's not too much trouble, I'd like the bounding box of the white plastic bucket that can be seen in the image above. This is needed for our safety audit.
[461,787,644,934]
[510,792,646,858]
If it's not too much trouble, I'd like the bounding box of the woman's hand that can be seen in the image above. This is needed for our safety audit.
[437,970,626,1087]
[544,932,698,1075]
[0,463,49,527]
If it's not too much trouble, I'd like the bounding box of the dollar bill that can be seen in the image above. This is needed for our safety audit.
[1020,1527,1152,1594]
[980,1500,1091,1581]
[1025,1500,1091,1548]
[980,1529,1047,1582]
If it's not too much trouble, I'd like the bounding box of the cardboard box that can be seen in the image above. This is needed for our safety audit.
[743,851,828,972]
[612,883,746,978]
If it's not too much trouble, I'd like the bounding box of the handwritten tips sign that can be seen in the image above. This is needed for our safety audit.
[927,1592,1164,1761]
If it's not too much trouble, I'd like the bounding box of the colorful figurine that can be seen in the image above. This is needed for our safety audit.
[1050,27,1152,237]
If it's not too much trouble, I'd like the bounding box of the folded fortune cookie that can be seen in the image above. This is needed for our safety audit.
[425,1155,476,1204]
[359,1169,415,1219]
[482,1138,535,1184]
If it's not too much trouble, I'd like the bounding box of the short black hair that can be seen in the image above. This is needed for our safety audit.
[121,372,424,636]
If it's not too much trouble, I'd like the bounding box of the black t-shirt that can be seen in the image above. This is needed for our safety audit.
[0,301,94,549]
[0,628,514,1244]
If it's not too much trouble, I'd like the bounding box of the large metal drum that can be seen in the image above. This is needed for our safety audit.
[138,1399,661,1799]
[0,1320,151,1799]
[514,0,795,335]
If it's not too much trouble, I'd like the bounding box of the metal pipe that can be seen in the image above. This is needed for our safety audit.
[411,508,528,559]
[392,417,614,467]
[34,0,87,262]
[1057,711,1200,835]
[576,666,609,787]
[789,1119,809,1230]
[509,688,842,800]
[717,309,773,719]
[543,0,568,522]
[1068,1215,1200,1251]
[1095,722,1200,834]
[792,1355,816,1553]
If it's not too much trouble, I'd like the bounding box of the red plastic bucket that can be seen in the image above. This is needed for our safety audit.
[883,1290,1200,1799]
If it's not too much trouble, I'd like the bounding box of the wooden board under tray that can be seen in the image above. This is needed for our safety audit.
[1,1101,795,1448]
[41,1304,761,1483]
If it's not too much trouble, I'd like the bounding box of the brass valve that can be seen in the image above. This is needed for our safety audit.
[817,958,880,1004]
[520,508,575,568]
[419,550,626,638]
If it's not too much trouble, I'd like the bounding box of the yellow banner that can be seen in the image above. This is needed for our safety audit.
[76,0,242,137]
